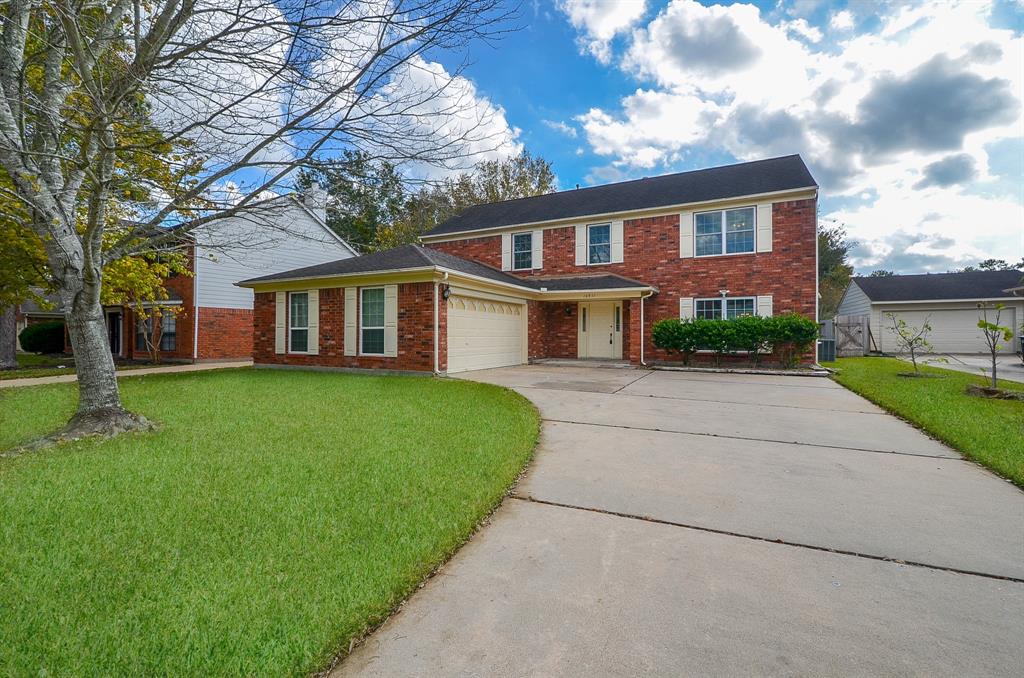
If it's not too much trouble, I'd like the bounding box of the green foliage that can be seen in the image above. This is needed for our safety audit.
[18,321,65,354]
[818,223,855,318]
[651,313,818,368]
[299,150,556,252]
[0,369,540,675]
[869,269,895,277]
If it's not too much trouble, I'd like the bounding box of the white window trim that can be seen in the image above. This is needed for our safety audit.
[693,296,758,320]
[288,291,310,354]
[694,206,756,258]
[359,286,386,356]
[586,223,612,266]
[511,231,533,271]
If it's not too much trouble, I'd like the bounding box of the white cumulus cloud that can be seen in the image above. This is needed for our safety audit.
[557,0,648,63]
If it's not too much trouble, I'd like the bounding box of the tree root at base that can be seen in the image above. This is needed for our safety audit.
[17,407,157,451]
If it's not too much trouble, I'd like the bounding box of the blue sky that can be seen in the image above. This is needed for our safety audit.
[426,0,1024,274]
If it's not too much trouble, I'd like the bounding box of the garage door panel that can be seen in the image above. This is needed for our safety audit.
[881,308,1016,353]
[447,295,525,373]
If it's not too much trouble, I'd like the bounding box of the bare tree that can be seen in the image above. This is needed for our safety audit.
[885,312,934,374]
[0,0,511,438]
[976,303,1013,388]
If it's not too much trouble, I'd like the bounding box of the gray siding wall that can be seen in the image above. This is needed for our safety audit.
[194,197,354,310]
[836,282,872,317]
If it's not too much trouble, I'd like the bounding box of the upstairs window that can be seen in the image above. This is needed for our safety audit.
[512,232,532,270]
[587,223,611,264]
[289,292,309,353]
[695,207,755,257]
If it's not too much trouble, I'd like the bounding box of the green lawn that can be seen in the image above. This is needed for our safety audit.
[823,357,1024,485]
[0,369,539,676]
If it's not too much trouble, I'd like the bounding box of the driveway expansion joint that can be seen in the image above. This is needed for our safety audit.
[542,418,960,461]
[510,495,1024,585]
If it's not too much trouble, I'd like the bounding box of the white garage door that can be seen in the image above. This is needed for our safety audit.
[881,307,1017,353]
[447,295,526,373]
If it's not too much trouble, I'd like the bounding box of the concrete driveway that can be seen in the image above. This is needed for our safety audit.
[337,365,1024,677]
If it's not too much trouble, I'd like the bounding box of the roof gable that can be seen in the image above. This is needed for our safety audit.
[426,155,816,237]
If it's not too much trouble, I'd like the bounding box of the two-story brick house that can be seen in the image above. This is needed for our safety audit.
[239,155,818,372]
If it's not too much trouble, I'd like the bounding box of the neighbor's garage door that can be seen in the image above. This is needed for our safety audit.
[881,307,1017,353]
[447,295,525,373]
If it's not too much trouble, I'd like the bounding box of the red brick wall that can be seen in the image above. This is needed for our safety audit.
[254,282,440,372]
[429,199,817,363]
[197,307,253,360]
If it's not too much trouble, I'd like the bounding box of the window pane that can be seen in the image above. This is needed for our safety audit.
[695,233,722,256]
[290,328,308,352]
[513,232,532,252]
[589,243,610,264]
[725,208,755,253]
[512,232,532,269]
[361,288,384,327]
[160,315,176,351]
[362,327,385,354]
[726,298,755,319]
[290,293,308,328]
[695,299,722,320]
[588,224,610,244]
[695,211,721,235]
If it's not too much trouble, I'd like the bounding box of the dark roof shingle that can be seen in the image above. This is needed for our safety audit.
[426,155,816,237]
[238,245,653,292]
[853,270,1024,302]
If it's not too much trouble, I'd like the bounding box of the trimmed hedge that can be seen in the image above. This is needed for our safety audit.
[18,320,66,354]
[651,313,818,367]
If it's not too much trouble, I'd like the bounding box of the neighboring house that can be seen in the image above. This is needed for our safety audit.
[837,270,1024,354]
[238,155,819,374]
[16,191,356,360]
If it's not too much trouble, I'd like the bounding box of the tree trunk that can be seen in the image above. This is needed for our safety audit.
[0,306,17,370]
[991,350,998,388]
[59,281,151,439]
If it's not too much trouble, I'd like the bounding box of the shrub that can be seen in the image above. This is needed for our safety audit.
[651,312,818,368]
[19,320,66,354]
[764,313,819,368]
[731,314,769,366]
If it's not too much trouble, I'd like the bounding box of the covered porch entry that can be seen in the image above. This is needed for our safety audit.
[526,275,656,364]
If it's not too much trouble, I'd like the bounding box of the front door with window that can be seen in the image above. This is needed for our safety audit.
[578,301,622,359]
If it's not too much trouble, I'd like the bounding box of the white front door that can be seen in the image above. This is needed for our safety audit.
[578,301,622,359]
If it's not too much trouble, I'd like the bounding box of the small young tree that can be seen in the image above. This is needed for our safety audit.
[977,303,1014,388]
[885,312,934,374]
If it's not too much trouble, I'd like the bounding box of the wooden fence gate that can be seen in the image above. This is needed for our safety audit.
[835,315,871,356]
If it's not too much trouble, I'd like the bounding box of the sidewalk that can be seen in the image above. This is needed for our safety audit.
[0,361,252,389]
[915,354,1024,384]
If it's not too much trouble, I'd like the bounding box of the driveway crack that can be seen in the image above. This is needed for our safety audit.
[510,495,1024,584]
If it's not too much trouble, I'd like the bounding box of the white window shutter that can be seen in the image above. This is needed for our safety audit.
[532,229,543,269]
[307,289,319,355]
[384,284,398,357]
[274,292,286,354]
[344,288,357,356]
[575,225,586,265]
[756,203,773,253]
[756,295,773,317]
[501,233,512,271]
[679,211,694,258]
[611,220,624,263]
[679,297,694,320]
